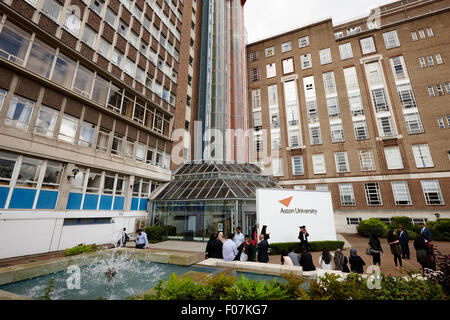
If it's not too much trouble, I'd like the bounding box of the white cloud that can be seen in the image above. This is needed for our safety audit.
[244,0,398,43]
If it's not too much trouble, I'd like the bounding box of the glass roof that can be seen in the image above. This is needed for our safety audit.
[152,161,282,201]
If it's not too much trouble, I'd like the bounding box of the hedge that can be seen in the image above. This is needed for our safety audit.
[144,225,166,243]
[357,218,388,238]
[269,241,344,255]
[427,219,450,241]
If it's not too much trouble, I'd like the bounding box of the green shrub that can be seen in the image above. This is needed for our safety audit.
[144,225,166,243]
[427,219,450,241]
[63,244,97,256]
[357,218,388,237]
[269,241,344,255]
[390,216,413,230]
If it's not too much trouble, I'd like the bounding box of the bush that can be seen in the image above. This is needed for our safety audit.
[357,218,388,238]
[269,241,344,255]
[64,244,97,256]
[144,225,166,243]
[132,271,446,300]
[390,216,413,230]
[427,219,450,241]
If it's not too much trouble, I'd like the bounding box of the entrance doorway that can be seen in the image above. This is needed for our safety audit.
[243,204,257,237]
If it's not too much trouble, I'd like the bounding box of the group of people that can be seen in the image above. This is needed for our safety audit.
[205,226,271,263]
[367,223,435,272]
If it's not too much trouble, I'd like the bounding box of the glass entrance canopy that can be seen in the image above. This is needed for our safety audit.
[150,161,281,241]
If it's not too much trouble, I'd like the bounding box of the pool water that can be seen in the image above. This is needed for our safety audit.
[0,255,220,300]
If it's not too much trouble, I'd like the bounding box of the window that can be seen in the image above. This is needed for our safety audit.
[418,29,426,39]
[136,143,146,162]
[316,185,329,192]
[265,46,275,57]
[330,123,345,143]
[251,89,261,110]
[335,152,350,173]
[0,89,7,112]
[436,84,445,96]
[0,151,18,186]
[64,7,81,36]
[419,57,427,68]
[358,149,375,171]
[383,30,400,49]
[41,0,62,22]
[339,184,356,206]
[250,68,260,82]
[298,36,309,48]
[421,180,444,205]
[96,128,109,151]
[58,113,78,143]
[73,65,94,98]
[281,42,291,53]
[309,126,322,145]
[271,131,281,149]
[111,49,123,67]
[272,158,284,177]
[266,63,276,78]
[146,147,154,165]
[16,157,43,188]
[121,0,131,11]
[435,54,443,65]
[282,58,294,74]
[252,111,262,128]
[378,116,395,137]
[249,51,259,62]
[354,120,369,140]
[447,115,450,128]
[339,43,353,60]
[97,37,111,58]
[118,20,128,38]
[111,133,124,155]
[5,95,35,130]
[312,154,326,174]
[124,139,134,158]
[90,0,104,16]
[392,181,412,205]
[371,88,390,112]
[34,105,59,137]
[397,83,417,108]
[445,83,450,94]
[360,37,376,54]
[253,134,263,152]
[294,185,306,191]
[365,182,382,205]
[82,26,97,48]
[319,48,332,65]
[347,217,362,225]
[79,121,95,147]
[426,27,434,38]
[411,31,418,41]
[26,39,56,78]
[428,85,435,97]
[135,67,145,84]
[384,146,404,170]
[291,156,304,175]
[427,55,435,67]
[124,58,135,76]
[404,112,424,134]
[104,7,117,27]
[301,54,312,69]
[412,144,434,168]
[0,20,32,65]
[129,30,139,48]
[42,161,63,189]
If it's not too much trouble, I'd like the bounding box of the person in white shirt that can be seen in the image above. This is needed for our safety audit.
[234,227,245,248]
[222,234,238,261]
[135,229,149,249]
[318,248,334,270]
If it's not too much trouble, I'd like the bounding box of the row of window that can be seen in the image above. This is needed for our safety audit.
[428,83,450,97]
[346,217,428,226]
[437,115,450,130]
[0,19,173,134]
[411,27,434,41]
[0,91,171,170]
[295,180,444,207]
[270,144,434,177]
[419,54,444,68]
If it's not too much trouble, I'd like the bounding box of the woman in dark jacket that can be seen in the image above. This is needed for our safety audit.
[299,251,316,271]
[334,248,350,273]
[235,235,255,262]
[349,248,366,274]
[368,234,383,266]
[414,234,429,271]
[387,230,403,270]
[206,233,223,259]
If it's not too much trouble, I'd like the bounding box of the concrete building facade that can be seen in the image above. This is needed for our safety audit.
[246,0,450,233]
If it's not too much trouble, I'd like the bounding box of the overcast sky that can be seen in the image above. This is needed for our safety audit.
[244,0,398,43]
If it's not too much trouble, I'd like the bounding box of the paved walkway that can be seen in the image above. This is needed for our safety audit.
[149,240,207,253]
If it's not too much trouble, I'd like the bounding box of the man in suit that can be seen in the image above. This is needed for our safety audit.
[419,223,432,243]
[257,234,269,263]
[398,225,410,259]
[298,226,309,253]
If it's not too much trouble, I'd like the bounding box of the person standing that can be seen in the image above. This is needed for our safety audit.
[414,234,429,272]
[349,248,366,274]
[398,226,410,260]
[298,226,309,253]
[299,251,316,271]
[261,225,270,241]
[222,233,238,262]
[368,234,383,266]
[257,234,269,263]
[387,230,403,271]
[288,247,300,266]
[235,235,254,262]
[334,248,350,273]
[135,229,148,249]
[234,227,245,248]
[117,227,129,247]
[419,223,432,243]
[318,248,334,270]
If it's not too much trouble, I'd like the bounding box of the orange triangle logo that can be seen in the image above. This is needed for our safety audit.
[279,196,293,207]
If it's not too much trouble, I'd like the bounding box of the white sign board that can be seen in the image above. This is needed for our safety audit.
[256,189,337,243]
